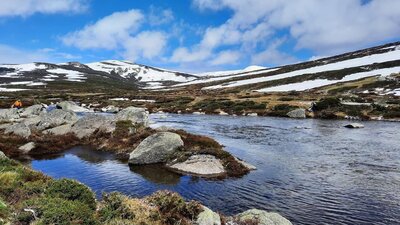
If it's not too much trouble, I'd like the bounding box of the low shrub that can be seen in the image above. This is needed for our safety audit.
[314,97,341,111]
[46,179,96,210]
[146,190,202,225]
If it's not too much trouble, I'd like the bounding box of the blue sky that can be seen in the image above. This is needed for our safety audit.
[0,0,399,72]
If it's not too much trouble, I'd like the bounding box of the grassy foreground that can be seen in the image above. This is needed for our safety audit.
[0,157,203,225]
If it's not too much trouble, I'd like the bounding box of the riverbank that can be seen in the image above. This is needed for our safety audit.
[0,155,291,225]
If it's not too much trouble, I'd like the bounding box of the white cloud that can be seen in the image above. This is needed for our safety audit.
[123,31,167,61]
[62,9,170,61]
[192,0,400,55]
[252,39,297,65]
[211,50,241,65]
[148,7,174,26]
[0,0,88,17]
[63,10,144,50]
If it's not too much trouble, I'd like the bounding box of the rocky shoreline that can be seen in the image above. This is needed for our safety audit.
[0,101,293,224]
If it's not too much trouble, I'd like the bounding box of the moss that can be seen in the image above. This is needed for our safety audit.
[26,197,97,225]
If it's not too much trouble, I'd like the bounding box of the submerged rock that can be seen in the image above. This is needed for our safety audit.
[71,114,116,139]
[56,101,91,112]
[129,132,183,165]
[36,109,78,131]
[5,123,31,138]
[19,104,46,117]
[115,107,149,126]
[344,123,364,128]
[169,155,225,176]
[0,108,20,122]
[287,109,306,119]
[236,209,292,225]
[196,206,221,225]
[18,142,36,153]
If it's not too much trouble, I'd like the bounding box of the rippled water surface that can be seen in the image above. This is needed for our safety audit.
[28,115,400,225]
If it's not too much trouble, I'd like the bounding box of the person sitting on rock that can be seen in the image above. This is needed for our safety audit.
[11,100,23,109]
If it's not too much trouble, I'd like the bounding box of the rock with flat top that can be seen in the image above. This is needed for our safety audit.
[129,132,183,165]
[236,209,292,225]
[195,206,221,225]
[0,108,20,122]
[19,142,36,153]
[36,109,78,131]
[169,155,225,176]
[115,107,149,126]
[344,123,364,128]
[43,124,72,136]
[5,123,31,138]
[56,101,91,112]
[19,104,46,117]
[71,114,116,139]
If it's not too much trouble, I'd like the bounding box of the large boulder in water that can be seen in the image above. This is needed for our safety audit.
[71,114,116,139]
[287,108,306,119]
[5,123,31,138]
[129,132,183,165]
[169,155,225,176]
[115,107,149,126]
[195,206,221,225]
[236,209,292,225]
[0,108,20,122]
[56,101,91,112]
[36,109,78,131]
[19,104,46,118]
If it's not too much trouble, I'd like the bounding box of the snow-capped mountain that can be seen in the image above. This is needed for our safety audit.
[0,60,198,91]
[0,41,399,94]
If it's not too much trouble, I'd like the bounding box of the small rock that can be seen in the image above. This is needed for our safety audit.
[19,142,36,153]
[169,155,225,176]
[129,132,183,165]
[195,206,221,225]
[115,107,149,126]
[56,101,91,112]
[236,209,292,225]
[193,112,206,115]
[287,108,306,119]
[219,111,229,116]
[5,123,31,138]
[101,105,120,113]
[344,123,364,128]
[0,151,7,159]
[235,157,257,170]
[247,113,258,117]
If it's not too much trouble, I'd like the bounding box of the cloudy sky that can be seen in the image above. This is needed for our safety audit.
[0,0,399,72]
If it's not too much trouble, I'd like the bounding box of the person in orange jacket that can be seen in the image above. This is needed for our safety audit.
[11,100,23,109]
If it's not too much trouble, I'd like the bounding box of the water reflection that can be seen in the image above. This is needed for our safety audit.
[129,164,182,185]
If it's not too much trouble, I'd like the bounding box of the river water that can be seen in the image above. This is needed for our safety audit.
[27,114,400,224]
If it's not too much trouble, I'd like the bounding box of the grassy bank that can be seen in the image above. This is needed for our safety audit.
[0,157,202,225]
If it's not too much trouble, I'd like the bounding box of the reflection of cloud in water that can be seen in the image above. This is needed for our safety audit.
[129,164,181,185]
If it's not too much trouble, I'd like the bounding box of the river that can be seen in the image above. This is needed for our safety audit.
[27,114,400,225]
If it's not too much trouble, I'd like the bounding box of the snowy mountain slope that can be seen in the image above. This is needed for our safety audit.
[193,42,400,92]
[197,65,267,77]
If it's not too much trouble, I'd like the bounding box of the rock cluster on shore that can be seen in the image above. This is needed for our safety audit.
[0,101,254,178]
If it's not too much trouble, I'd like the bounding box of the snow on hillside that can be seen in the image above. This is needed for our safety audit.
[256,67,400,92]
[203,48,400,90]
[86,60,196,83]
[176,68,280,87]
[198,65,267,77]
[47,68,86,82]
[0,63,47,78]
